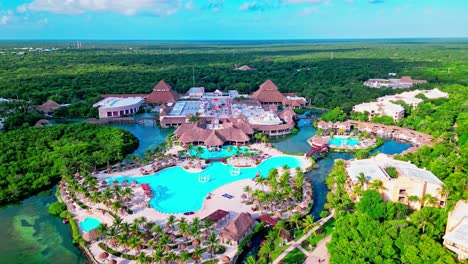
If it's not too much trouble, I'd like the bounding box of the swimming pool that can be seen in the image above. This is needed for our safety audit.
[328,136,360,146]
[79,217,101,232]
[108,156,301,214]
[187,145,255,159]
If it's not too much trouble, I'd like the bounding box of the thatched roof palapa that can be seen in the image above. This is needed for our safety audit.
[219,212,255,243]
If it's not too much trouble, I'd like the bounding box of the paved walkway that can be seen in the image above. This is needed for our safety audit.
[272,210,334,264]
[304,235,332,264]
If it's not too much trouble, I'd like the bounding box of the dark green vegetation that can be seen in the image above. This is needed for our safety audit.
[394,84,467,209]
[1,40,467,112]
[0,101,43,131]
[0,123,138,204]
[328,190,456,264]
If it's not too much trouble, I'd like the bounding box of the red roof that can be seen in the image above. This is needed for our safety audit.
[203,209,230,223]
[146,80,179,104]
[251,80,286,104]
[258,215,278,226]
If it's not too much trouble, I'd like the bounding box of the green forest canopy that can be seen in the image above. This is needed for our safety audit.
[1,40,467,112]
[0,123,138,204]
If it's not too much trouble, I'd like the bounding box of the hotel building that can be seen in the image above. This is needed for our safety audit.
[345,154,447,210]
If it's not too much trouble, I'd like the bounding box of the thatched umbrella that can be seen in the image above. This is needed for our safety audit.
[256,171,261,177]
[192,239,201,247]
[241,194,247,200]
[98,252,109,260]
[287,210,293,216]
[274,211,282,218]
[169,234,176,242]
[178,243,187,250]
[295,205,302,212]
[109,238,118,247]
[112,180,118,185]
[163,225,171,233]
[300,201,309,208]
[108,260,117,264]
[83,229,98,242]
[254,200,260,206]
[101,181,107,186]
[221,256,231,264]
[131,180,138,187]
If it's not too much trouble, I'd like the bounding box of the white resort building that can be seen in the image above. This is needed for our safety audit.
[345,154,447,210]
[443,200,468,260]
[353,88,449,121]
[364,76,427,89]
[353,101,405,122]
[93,97,144,118]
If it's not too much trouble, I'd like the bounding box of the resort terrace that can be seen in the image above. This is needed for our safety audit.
[317,120,433,152]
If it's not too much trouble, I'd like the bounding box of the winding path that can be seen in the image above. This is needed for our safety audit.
[272,210,335,264]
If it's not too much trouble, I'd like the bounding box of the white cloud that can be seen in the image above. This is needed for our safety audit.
[18,0,183,16]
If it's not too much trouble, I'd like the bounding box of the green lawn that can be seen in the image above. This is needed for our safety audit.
[283,248,307,264]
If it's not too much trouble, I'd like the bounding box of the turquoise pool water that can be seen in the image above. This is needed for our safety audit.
[187,145,255,159]
[108,156,301,214]
[328,136,360,146]
[79,217,101,232]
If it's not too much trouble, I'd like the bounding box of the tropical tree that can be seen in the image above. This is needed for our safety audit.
[178,250,191,264]
[408,195,420,207]
[207,232,221,260]
[192,247,203,263]
[302,215,316,234]
[291,213,301,230]
[243,256,257,264]
[357,172,368,190]
[369,179,386,194]
[422,194,438,207]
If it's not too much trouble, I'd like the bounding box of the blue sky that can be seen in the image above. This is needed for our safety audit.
[0,0,467,40]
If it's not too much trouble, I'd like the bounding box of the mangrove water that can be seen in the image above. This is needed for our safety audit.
[0,120,410,263]
[0,187,86,264]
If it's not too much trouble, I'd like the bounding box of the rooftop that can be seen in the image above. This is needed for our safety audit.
[347,154,443,184]
[94,97,144,109]
[443,218,468,247]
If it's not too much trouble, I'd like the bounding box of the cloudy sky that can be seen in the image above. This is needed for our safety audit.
[0,0,467,40]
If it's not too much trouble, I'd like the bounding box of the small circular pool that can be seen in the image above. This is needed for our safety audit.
[79,217,101,232]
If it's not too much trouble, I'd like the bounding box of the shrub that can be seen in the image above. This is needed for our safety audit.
[320,210,330,218]
[48,201,66,215]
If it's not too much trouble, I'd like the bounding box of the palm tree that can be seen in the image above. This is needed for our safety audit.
[121,187,134,207]
[166,252,177,263]
[291,213,301,231]
[422,194,438,207]
[243,256,257,264]
[129,235,142,253]
[195,146,204,158]
[137,252,149,264]
[111,201,122,215]
[96,223,109,240]
[357,172,368,190]
[369,179,386,194]
[178,250,191,264]
[301,215,316,234]
[121,222,131,235]
[167,215,176,232]
[408,195,420,207]
[151,247,165,264]
[258,241,272,262]
[117,233,130,253]
[191,247,203,263]
[207,232,221,260]
[112,184,122,200]
[243,185,252,199]
[178,217,188,234]
[410,208,437,234]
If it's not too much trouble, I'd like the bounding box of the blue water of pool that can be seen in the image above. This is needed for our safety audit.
[328,136,360,146]
[108,156,301,214]
[187,145,255,159]
[79,217,101,232]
